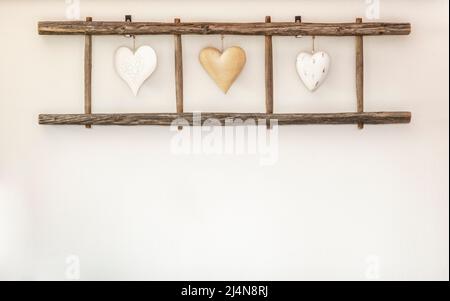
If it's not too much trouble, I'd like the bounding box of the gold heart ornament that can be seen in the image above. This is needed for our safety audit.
[199,46,247,93]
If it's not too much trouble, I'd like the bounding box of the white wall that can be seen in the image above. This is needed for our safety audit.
[0,0,448,281]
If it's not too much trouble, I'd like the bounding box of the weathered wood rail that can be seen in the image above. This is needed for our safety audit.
[39,112,411,126]
[38,21,411,36]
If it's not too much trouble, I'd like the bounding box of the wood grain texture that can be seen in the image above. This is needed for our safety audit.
[174,18,183,115]
[39,112,412,126]
[38,21,411,36]
[356,18,364,129]
[84,17,93,129]
[265,16,274,117]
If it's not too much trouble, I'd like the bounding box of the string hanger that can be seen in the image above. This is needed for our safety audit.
[220,34,225,52]
[125,15,136,52]
[312,36,316,53]
[294,15,316,52]
[293,15,316,54]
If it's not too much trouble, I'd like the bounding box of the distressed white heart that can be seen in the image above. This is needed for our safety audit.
[296,51,331,92]
[115,46,157,96]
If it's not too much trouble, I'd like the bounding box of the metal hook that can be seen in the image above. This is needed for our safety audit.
[295,16,302,38]
[125,15,133,39]
[124,15,136,51]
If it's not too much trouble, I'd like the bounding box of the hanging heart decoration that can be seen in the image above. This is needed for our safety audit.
[296,51,331,92]
[115,46,157,96]
[199,46,246,93]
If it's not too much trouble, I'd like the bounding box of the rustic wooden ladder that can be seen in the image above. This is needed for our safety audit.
[37,16,412,129]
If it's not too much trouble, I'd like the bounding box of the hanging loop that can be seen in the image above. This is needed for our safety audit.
[124,15,136,51]
[312,36,316,53]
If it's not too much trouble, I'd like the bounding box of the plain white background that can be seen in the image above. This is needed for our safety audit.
[0,0,448,280]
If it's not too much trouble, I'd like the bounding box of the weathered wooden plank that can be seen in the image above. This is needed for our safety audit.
[174,19,184,115]
[39,112,412,126]
[84,17,93,129]
[174,18,184,129]
[265,16,274,129]
[38,21,411,36]
[356,18,364,129]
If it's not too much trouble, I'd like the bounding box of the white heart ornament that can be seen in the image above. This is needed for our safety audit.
[296,51,331,92]
[115,46,157,96]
